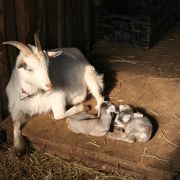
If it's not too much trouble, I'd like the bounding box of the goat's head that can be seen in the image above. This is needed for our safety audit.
[3,33,62,92]
[99,101,116,118]
[114,105,134,126]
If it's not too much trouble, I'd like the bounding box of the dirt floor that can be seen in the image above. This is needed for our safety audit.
[87,22,180,178]
[1,23,180,179]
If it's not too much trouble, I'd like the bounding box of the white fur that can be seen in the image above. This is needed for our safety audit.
[66,101,116,137]
[6,45,104,154]
[107,105,153,143]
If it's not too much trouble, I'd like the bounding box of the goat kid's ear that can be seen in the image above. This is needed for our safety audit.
[134,112,144,118]
[119,104,125,112]
[119,104,131,112]
[17,61,27,69]
[107,105,116,113]
[47,49,63,58]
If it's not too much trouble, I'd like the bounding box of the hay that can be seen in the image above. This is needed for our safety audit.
[109,59,138,65]
[109,82,124,103]
[160,131,178,148]
[149,110,160,117]
[141,148,171,168]
[0,145,134,180]
[87,142,100,147]
[109,56,139,64]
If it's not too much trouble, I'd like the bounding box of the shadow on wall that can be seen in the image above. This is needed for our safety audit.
[87,54,117,97]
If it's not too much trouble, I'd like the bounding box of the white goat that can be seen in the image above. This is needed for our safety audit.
[3,33,104,155]
[66,101,116,136]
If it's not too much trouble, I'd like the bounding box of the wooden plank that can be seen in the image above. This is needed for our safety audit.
[57,0,63,47]
[27,0,38,44]
[57,0,92,51]
[15,0,30,43]
[0,0,9,121]
[37,0,47,48]
[82,0,91,52]
[177,0,180,20]
[46,0,57,49]
[75,0,83,49]
[15,0,38,44]
[5,0,17,70]
[65,0,73,47]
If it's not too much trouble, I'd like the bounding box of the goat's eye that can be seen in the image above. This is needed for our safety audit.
[27,69,33,72]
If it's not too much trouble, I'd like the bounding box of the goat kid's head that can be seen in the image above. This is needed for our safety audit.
[3,33,62,92]
[114,105,133,126]
[99,101,116,118]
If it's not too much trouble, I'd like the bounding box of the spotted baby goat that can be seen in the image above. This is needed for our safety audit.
[66,101,116,137]
[3,33,104,155]
[107,105,152,143]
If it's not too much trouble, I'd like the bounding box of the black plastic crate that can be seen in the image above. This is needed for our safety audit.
[127,0,171,15]
[94,0,176,48]
[94,8,113,41]
[103,0,171,15]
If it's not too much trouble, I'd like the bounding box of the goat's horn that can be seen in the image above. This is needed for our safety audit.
[34,32,42,52]
[2,41,33,56]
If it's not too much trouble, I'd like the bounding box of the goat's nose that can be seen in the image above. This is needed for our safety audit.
[45,83,52,90]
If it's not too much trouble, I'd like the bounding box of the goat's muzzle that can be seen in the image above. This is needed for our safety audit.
[45,82,52,91]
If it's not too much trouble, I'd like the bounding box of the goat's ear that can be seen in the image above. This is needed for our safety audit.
[47,49,63,58]
[107,105,116,113]
[119,105,125,112]
[17,61,27,69]
[134,112,144,118]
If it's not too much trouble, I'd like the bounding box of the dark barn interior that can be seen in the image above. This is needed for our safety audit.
[0,0,180,179]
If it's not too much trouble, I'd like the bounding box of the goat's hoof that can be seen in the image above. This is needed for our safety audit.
[95,105,99,111]
[13,144,27,156]
[53,115,64,120]
[13,140,27,156]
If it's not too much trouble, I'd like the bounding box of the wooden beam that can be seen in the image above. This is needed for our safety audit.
[0,0,9,121]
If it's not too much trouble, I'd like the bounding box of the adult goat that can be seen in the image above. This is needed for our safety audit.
[3,33,104,155]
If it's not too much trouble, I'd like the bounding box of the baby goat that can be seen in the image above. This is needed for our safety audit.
[3,33,104,155]
[66,101,116,137]
[107,105,152,143]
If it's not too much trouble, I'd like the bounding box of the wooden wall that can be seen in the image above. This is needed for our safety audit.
[0,0,94,121]
[177,0,180,20]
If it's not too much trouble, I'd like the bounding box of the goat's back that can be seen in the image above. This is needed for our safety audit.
[49,48,88,91]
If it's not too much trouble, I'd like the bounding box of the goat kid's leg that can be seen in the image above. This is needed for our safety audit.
[84,66,104,112]
[12,112,27,155]
[106,132,135,143]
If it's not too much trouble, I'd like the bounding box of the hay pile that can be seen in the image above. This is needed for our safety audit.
[0,145,134,180]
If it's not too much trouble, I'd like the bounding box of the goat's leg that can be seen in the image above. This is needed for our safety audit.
[84,65,104,111]
[51,89,89,120]
[12,111,27,155]
[52,104,65,120]
[106,132,135,143]
[51,92,66,120]
[63,103,89,118]
[53,103,88,120]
